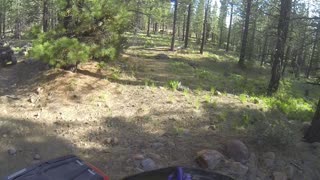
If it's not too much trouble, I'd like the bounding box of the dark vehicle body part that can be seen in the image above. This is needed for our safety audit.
[0,46,17,66]
[4,155,109,180]
[4,155,233,180]
[123,167,234,180]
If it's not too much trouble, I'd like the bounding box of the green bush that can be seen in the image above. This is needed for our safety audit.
[29,0,130,67]
[195,69,212,80]
[23,25,42,39]
[249,118,299,148]
[262,95,314,121]
[239,94,248,103]
[144,39,155,48]
[30,37,91,67]
[168,80,181,91]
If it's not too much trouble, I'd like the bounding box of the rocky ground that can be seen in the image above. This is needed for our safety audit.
[0,53,320,180]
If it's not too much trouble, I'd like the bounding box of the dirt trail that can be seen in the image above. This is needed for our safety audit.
[0,60,46,96]
[0,64,18,95]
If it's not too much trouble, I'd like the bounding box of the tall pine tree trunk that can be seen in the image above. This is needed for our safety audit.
[2,4,6,37]
[248,20,256,61]
[147,15,151,37]
[200,0,209,54]
[282,45,291,76]
[267,0,292,95]
[260,34,269,66]
[0,13,2,36]
[182,13,186,41]
[154,22,158,34]
[178,23,181,40]
[305,98,320,143]
[238,0,252,67]
[43,0,49,32]
[170,0,178,51]
[184,3,192,48]
[226,2,233,52]
[63,0,72,31]
[306,23,319,78]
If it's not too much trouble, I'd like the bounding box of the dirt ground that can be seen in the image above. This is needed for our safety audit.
[0,50,320,180]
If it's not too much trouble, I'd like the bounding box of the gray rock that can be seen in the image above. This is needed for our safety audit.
[177,84,189,91]
[132,154,145,160]
[273,172,287,180]
[34,154,41,160]
[168,141,175,147]
[301,122,311,134]
[141,158,157,171]
[225,140,250,163]
[0,96,9,103]
[227,162,249,177]
[36,87,43,95]
[214,91,222,96]
[196,150,225,169]
[155,54,169,59]
[104,137,113,144]
[286,165,295,179]
[8,148,17,155]
[147,153,161,160]
[262,152,276,168]
[112,137,119,145]
[311,142,320,149]
[257,169,267,180]
[151,142,164,150]
[295,141,311,152]
[28,94,38,103]
[247,153,258,180]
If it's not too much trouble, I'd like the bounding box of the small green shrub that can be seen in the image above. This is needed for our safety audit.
[23,25,42,39]
[249,118,299,148]
[109,67,121,80]
[144,39,155,48]
[144,79,155,87]
[170,62,189,73]
[168,80,181,91]
[261,92,314,121]
[204,94,211,103]
[183,89,190,98]
[210,86,216,95]
[195,87,203,95]
[241,112,250,127]
[239,94,248,103]
[217,112,228,122]
[98,61,107,70]
[31,36,91,67]
[195,69,212,80]
[194,98,201,110]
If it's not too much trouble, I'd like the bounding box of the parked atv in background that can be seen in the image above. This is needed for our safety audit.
[0,42,17,67]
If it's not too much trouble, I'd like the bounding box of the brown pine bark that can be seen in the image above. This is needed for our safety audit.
[184,4,192,48]
[304,99,320,143]
[170,0,178,51]
[267,0,292,95]
[43,0,49,32]
[226,2,233,52]
[147,16,151,37]
[238,0,252,68]
[200,0,209,54]
[306,22,320,78]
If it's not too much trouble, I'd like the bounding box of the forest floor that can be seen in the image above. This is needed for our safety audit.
[1,35,320,179]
